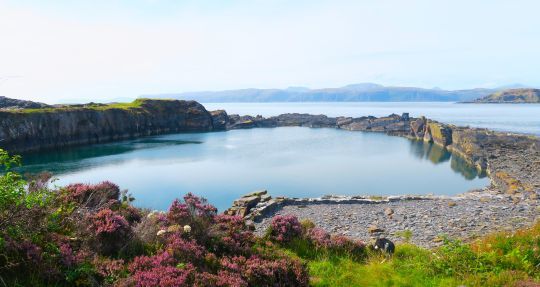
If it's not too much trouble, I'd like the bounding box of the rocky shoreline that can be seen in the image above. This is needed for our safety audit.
[232,189,538,248]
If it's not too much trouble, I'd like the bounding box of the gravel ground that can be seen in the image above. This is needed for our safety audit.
[254,191,540,248]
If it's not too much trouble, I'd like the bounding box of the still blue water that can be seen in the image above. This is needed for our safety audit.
[19,127,488,211]
[203,102,540,135]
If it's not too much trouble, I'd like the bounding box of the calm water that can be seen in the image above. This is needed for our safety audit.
[19,127,488,211]
[203,102,540,135]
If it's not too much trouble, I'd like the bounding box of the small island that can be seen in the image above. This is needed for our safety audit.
[468,88,540,103]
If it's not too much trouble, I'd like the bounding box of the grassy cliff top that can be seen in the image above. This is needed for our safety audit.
[2,98,180,114]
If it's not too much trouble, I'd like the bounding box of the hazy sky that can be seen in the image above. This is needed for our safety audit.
[1,0,539,103]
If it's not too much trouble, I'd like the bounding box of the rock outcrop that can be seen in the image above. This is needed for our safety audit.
[0,96,50,109]
[0,99,224,153]
[225,190,283,220]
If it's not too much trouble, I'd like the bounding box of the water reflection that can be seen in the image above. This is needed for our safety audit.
[18,138,202,175]
[409,140,486,180]
[14,128,489,210]
[409,140,451,164]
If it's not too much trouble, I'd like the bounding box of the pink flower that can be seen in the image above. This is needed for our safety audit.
[88,209,130,235]
[129,252,176,273]
[166,234,206,264]
[59,243,75,267]
[131,264,195,287]
[270,215,302,243]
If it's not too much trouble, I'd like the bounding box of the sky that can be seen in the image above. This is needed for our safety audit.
[0,0,539,104]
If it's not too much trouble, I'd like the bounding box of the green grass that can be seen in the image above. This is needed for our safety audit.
[5,98,177,114]
[283,222,540,287]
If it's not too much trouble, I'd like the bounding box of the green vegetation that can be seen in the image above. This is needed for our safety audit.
[0,149,539,286]
[5,98,178,114]
[473,88,540,103]
[280,223,540,287]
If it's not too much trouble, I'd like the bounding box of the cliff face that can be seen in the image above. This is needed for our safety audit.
[0,99,220,153]
[472,88,540,103]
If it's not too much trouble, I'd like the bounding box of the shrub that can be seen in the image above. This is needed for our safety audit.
[119,204,142,224]
[268,215,302,243]
[167,193,217,225]
[131,264,195,287]
[195,271,247,287]
[87,209,132,255]
[63,181,120,209]
[307,227,332,249]
[221,255,309,287]
[94,257,126,284]
[211,214,254,255]
[166,234,206,265]
[129,251,176,273]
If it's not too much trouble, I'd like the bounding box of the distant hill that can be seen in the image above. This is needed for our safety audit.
[471,89,540,103]
[0,96,50,109]
[143,83,507,103]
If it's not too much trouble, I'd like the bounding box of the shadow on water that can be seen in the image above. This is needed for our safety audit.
[409,140,486,180]
[17,138,202,176]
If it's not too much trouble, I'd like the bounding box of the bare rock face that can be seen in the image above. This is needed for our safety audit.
[0,99,214,153]
[210,110,229,130]
[426,122,453,146]
[410,117,426,138]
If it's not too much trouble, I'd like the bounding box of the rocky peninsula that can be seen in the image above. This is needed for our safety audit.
[0,99,225,153]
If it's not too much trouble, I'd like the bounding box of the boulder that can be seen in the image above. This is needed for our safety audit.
[427,122,453,146]
[368,225,384,233]
[225,190,276,219]
[410,117,426,138]
[210,110,229,130]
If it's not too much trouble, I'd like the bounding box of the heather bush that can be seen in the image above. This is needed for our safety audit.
[120,204,143,224]
[130,264,196,287]
[165,193,218,244]
[63,181,120,209]
[211,214,255,255]
[166,234,207,265]
[87,208,133,256]
[221,255,309,287]
[94,257,127,284]
[267,214,303,243]
[195,270,247,287]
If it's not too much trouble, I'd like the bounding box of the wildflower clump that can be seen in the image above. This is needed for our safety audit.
[268,214,303,243]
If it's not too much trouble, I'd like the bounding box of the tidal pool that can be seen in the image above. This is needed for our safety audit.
[19,127,489,211]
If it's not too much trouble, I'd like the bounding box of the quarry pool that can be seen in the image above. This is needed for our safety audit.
[19,127,489,211]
